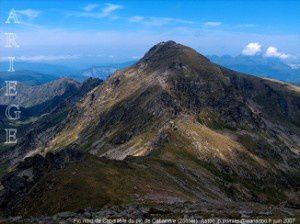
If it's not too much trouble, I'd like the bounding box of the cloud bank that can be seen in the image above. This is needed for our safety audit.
[242,42,291,59]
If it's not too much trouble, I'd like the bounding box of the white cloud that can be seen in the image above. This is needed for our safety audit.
[129,16,194,26]
[203,21,222,27]
[242,42,262,55]
[68,3,122,19]
[16,55,79,62]
[83,4,100,12]
[101,3,123,17]
[265,46,289,59]
[16,9,41,20]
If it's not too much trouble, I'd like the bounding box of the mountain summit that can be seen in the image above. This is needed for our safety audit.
[138,41,223,79]
[141,40,210,65]
[1,41,299,217]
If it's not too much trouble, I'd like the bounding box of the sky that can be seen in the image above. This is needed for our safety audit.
[0,0,299,67]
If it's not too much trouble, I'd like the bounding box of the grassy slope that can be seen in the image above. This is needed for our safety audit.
[12,155,198,216]
[10,117,298,217]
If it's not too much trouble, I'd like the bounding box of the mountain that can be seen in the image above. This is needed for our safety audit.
[0,78,81,162]
[0,78,80,117]
[208,55,300,84]
[0,78,81,131]
[0,41,299,219]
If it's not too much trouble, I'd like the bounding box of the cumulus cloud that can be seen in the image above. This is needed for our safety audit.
[203,21,222,27]
[265,46,289,59]
[16,9,41,20]
[242,42,262,56]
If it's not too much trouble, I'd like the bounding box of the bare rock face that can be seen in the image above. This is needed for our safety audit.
[0,41,299,217]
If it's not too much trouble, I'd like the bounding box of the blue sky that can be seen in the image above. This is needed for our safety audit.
[0,0,299,67]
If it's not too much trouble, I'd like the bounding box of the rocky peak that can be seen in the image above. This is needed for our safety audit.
[137,41,220,77]
[141,41,210,64]
[142,41,178,60]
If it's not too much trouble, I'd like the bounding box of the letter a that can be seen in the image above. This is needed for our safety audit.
[5,8,20,24]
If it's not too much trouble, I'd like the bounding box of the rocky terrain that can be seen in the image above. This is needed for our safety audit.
[0,78,103,177]
[0,78,81,149]
[0,41,299,221]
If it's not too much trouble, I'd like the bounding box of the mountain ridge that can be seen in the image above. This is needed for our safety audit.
[19,40,300,168]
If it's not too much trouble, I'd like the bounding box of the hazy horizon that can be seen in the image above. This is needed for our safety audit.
[0,0,299,67]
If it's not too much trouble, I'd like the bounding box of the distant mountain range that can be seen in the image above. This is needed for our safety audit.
[1,41,299,219]
[0,70,58,87]
[0,62,74,77]
[79,61,134,80]
[208,55,300,84]
[0,61,134,85]
[1,56,299,87]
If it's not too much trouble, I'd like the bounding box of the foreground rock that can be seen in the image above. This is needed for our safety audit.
[1,202,298,224]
